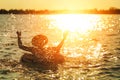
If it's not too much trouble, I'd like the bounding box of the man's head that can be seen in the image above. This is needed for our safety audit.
[32,35,48,48]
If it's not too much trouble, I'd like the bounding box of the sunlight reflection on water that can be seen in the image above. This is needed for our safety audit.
[0,14,120,80]
[46,14,105,61]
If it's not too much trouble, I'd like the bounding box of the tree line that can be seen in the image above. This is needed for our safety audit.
[0,7,120,14]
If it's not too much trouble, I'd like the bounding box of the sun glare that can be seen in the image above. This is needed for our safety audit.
[49,14,103,60]
[53,14,98,33]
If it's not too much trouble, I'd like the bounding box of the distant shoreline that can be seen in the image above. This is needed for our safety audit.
[0,7,120,14]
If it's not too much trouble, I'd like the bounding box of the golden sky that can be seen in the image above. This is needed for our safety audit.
[0,0,120,10]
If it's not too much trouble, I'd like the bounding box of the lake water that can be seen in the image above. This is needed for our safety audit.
[0,14,120,80]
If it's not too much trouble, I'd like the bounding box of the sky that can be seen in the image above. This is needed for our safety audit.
[0,0,120,10]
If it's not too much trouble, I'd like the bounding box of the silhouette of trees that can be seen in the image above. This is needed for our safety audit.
[0,7,120,14]
[0,9,8,14]
[0,9,51,14]
[108,7,120,14]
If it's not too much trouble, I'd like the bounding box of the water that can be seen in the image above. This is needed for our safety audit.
[0,14,120,80]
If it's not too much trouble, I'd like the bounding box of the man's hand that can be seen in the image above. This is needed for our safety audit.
[16,31,21,37]
[63,31,69,39]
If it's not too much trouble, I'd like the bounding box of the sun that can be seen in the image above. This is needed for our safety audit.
[54,14,98,34]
